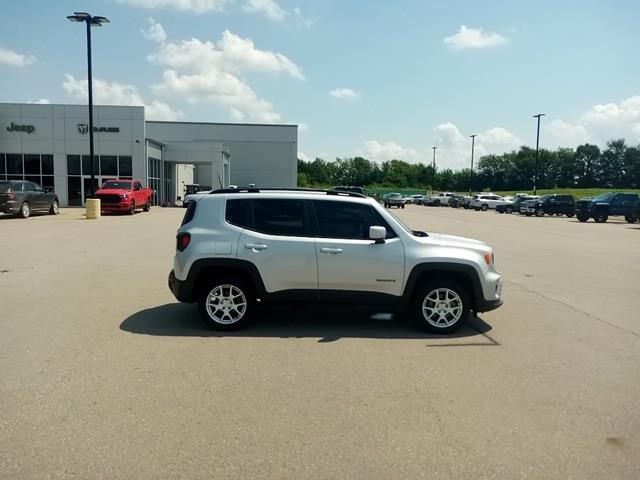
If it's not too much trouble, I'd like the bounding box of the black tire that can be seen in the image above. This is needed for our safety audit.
[198,276,254,331]
[480,204,488,211]
[19,201,31,219]
[411,280,470,334]
[129,201,136,215]
[401,204,405,209]
[434,200,440,207]
[593,210,608,223]
[49,200,59,215]
[577,214,589,222]
[384,203,388,208]
[567,212,574,218]
[625,215,637,224]
[535,210,544,217]
[506,206,513,214]
[143,200,151,212]
[525,212,532,217]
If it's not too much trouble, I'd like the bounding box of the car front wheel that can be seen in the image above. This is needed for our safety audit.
[412,280,470,334]
[49,200,59,215]
[129,201,136,215]
[198,277,253,330]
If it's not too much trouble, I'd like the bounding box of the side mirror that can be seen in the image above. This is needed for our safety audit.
[369,226,386,244]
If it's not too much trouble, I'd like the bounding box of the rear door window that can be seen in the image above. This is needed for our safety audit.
[252,199,308,237]
[225,199,252,229]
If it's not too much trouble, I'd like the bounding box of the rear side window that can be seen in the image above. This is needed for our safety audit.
[226,199,252,228]
[181,200,197,226]
[252,199,307,236]
[313,200,397,239]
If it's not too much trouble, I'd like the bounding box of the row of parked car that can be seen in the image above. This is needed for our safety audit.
[381,190,640,224]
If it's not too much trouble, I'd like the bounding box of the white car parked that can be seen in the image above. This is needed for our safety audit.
[469,194,506,211]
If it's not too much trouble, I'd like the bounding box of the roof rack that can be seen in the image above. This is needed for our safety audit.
[209,187,366,198]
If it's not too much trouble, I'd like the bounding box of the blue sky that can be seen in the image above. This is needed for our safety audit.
[1,0,639,169]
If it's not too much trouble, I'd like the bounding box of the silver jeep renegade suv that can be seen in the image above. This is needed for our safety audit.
[169,188,503,333]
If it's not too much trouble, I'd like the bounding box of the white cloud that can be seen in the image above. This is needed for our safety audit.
[142,17,167,43]
[360,140,421,163]
[153,69,281,122]
[443,25,508,50]
[150,31,304,79]
[148,25,304,122]
[0,47,36,68]
[545,95,640,147]
[62,74,183,121]
[330,88,359,100]
[298,151,312,161]
[433,122,522,169]
[27,99,51,104]
[243,0,286,21]
[117,0,231,14]
[358,124,521,169]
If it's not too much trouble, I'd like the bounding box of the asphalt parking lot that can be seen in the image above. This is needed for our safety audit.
[1,205,639,479]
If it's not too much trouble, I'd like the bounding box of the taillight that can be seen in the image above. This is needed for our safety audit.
[177,232,191,252]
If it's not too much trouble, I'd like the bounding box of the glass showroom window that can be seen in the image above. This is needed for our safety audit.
[0,154,6,180]
[148,156,161,205]
[119,156,132,178]
[0,154,54,188]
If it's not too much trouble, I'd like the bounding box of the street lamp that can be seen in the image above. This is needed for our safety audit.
[67,12,110,199]
[532,113,546,195]
[431,146,437,193]
[469,134,477,195]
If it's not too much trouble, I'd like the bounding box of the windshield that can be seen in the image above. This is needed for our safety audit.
[592,192,615,202]
[538,195,552,201]
[102,181,132,190]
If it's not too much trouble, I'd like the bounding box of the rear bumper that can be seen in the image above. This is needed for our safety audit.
[0,204,18,214]
[168,269,196,303]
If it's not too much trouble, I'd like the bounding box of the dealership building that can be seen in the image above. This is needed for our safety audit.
[0,103,298,207]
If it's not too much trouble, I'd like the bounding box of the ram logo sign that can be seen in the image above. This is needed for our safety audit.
[77,123,120,135]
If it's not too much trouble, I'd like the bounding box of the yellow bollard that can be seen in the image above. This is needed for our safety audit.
[85,198,101,219]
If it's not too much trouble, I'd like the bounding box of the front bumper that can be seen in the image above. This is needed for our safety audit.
[100,201,132,212]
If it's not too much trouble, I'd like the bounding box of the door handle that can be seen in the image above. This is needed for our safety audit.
[245,243,268,251]
[320,247,343,254]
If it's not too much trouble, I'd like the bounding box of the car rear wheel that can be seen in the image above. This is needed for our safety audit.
[143,200,151,212]
[481,204,488,211]
[198,277,253,330]
[535,210,544,217]
[412,280,470,334]
[19,202,31,219]
[49,200,59,215]
[567,212,574,218]
[506,206,513,214]
[625,215,637,224]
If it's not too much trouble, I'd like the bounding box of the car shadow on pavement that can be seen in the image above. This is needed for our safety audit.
[120,303,498,344]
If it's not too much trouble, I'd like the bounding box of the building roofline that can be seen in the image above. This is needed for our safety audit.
[0,102,144,109]
[145,120,298,128]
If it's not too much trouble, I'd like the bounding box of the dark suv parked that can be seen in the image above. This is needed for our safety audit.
[521,194,575,217]
[575,192,640,223]
[0,180,59,218]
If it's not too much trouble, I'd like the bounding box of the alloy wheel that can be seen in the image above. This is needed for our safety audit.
[422,288,464,328]
[205,284,248,325]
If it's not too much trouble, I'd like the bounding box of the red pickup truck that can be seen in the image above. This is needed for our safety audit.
[94,179,153,215]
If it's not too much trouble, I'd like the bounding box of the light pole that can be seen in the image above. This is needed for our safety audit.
[431,146,437,193]
[67,12,109,199]
[532,113,546,195]
[469,134,477,195]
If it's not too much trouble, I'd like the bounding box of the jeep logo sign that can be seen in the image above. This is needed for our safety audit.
[6,122,35,134]
[77,123,120,134]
